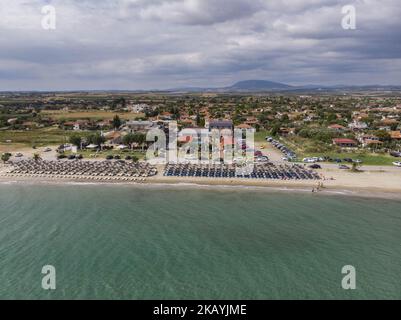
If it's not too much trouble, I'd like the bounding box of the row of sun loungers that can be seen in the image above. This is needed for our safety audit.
[6,160,158,178]
[164,163,320,180]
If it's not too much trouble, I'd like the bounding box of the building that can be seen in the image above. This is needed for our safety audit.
[333,138,358,148]
[328,124,346,132]
[358,134,381,147]
[124,120,156,133]
[348,121,368,131]
[390,131,401,140]
[207,120,233,131]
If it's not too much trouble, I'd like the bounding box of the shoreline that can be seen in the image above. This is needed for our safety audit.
[1,174,401,201]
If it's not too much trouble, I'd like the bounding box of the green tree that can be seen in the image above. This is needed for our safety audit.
[88,133,106,147]
[375,130,391,142]
[112,115,122,129]
[33,153,41,161]
[134,133,146,151]
[1,153,11,163]
[270,123,281,136]
[69,134,82,149]
[123,133,136,150]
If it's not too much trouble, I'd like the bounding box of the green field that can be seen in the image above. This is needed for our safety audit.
[298,152,395,166]
[0,127,76,147]
[41,110,144,121]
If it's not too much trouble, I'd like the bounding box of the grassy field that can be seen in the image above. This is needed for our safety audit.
[254,130,270,143]
[277,137,396,166]
[41,110,144,121]
[0,127,71,147]
[297,151,396,166]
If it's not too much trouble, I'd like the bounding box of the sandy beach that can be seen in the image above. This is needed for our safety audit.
[1,161,401,199]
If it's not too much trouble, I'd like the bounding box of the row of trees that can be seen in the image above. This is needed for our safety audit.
[69,133,106,149]
[69,132,147,150]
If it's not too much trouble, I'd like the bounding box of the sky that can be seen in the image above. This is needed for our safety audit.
[0,0,400,90]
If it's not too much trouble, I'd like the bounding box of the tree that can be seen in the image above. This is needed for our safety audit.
[33,153,41,161]
[270,123,281,136]
[123,133,136,150]
[112,115,122,129]
[375,130,391,142]
[69,134,82,149]
[134,133,146,151]
[88,133,106,147]
[1,153,11,163]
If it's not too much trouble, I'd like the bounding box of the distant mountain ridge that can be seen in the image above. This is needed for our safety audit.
[166,80,401,93]
[226,80,292,91]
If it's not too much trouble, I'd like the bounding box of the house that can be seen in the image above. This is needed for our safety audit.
[348,121,368,131]
[328,124,346,132]
[380,118,398,127]
[62,122,75,130]
[98,120,112,129]
[21,121,38,129]
[178,127,210,145]
[63,120,90,131]
[235,124,253,131]
[279,127,295,136]
[104,131,123,145]
[390,131,401,140]
[363,140,383,148]
[358,134,380,147]
[130,104,149,114]
[207,120,233,131]
[124,120,156,133]
[7,118,18,125]
[333,138,358,148]
[245,116,259,126]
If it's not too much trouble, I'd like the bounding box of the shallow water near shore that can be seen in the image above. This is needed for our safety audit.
[0,184,400,299]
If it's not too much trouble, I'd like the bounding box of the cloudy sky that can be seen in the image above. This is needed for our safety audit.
[0,0,400,90]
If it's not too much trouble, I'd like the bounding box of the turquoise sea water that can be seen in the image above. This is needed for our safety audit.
[0,183,400,300]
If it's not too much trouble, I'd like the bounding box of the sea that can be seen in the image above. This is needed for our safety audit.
[0,183,400,299]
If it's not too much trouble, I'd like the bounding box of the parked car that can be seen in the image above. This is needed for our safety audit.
[15,153,23,158]
[106,155,114,160]
[390,151,401,158]
[393,161,401,167]
[256,156,269,162]
[339,165,350,170]
[303,158,317,163]
[44,147,52,152]
[309,164,322,169]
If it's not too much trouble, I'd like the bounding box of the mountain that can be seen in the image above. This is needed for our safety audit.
[165,80,401,93]
[227,80,292,91]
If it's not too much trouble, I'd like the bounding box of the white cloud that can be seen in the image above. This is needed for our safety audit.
[0,0,400,90]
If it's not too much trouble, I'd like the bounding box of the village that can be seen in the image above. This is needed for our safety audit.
[1,92,401,168]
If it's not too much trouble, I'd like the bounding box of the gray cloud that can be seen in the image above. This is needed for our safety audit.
[0,0,400,90]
